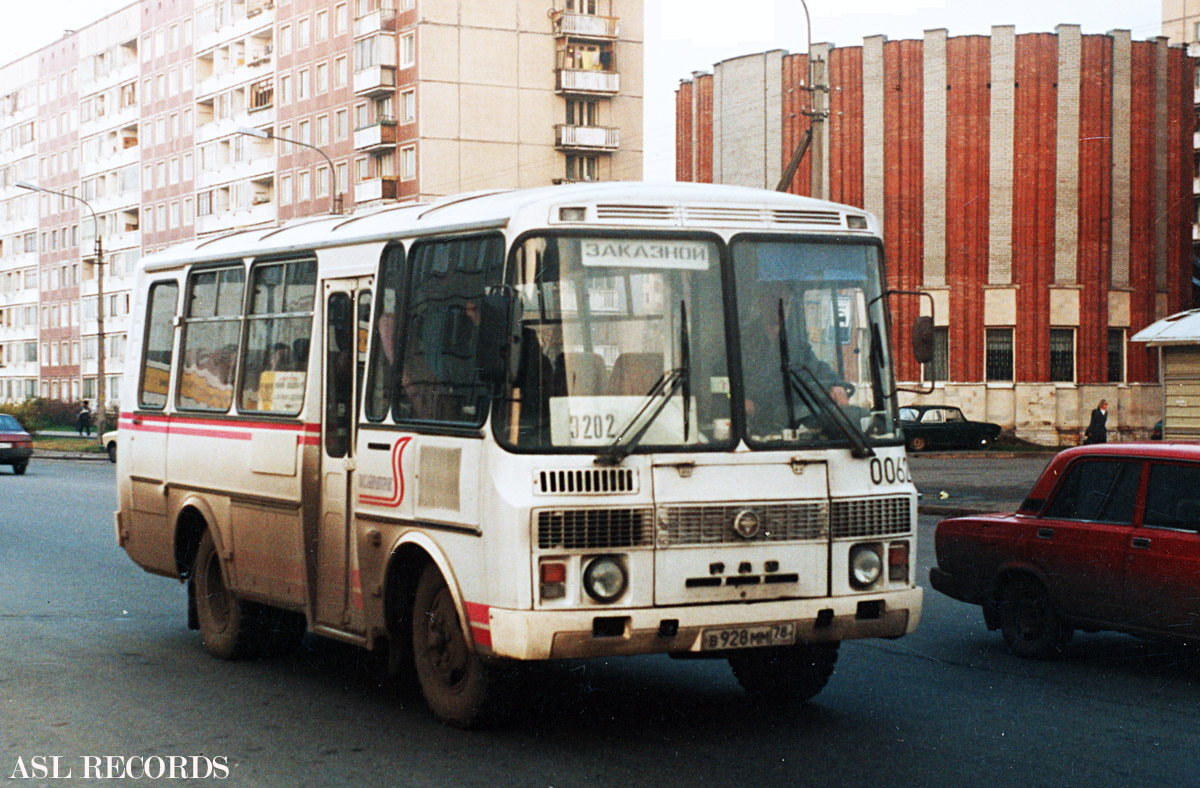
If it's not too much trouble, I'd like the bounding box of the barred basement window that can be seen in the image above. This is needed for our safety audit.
[922,327,948,382]
[985,328,1013,382]
[1049,328,1075,383]
[1107,328,1125,383]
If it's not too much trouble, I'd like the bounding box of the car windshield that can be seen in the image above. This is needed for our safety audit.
[0,414,23,431]
[495,233,731,452]
[731,237,900,448]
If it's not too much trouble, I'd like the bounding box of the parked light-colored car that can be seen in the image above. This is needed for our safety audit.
[102,430,118,463]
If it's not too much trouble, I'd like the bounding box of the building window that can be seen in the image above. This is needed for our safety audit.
[400,89,415,124]
[567,99,598,126]
[1107,328,1125,383]
[400,146,416,180]
[985,328,1013,382]
[922,327,948,383]
[1049,328,1075,383]
[400,32,415,68]
[566,154,598,182]
[335,109,348,140]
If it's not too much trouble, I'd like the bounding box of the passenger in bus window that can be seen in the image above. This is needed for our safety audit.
[269,342,291,371]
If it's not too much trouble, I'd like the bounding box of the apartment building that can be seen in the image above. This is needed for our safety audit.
[1163,0,1200,260]
[0,0,643,406]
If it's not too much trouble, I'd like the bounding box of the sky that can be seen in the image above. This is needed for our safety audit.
[0,1,1167,182]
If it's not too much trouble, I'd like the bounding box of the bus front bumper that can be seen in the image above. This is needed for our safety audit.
[481,587,922,661]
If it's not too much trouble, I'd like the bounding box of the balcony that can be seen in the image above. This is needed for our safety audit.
[354,120,398,151]
[354,65,398,97]
[556,69,619,96]
[555,124,619,151]
[552,12,618,39]
[355,176,398,202]
[354,8,398,39]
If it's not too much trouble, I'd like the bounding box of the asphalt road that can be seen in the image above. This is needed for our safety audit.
[2,459,1199,788]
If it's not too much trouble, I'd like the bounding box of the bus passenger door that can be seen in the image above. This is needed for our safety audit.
[316,278,371,632]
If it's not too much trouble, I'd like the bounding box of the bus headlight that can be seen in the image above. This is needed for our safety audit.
[582,556,627,603]
[849,544,883,589]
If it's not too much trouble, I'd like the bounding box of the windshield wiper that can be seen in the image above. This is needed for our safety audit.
[776,300,875,459]
[595,301,692,466]
[594,368,685,466]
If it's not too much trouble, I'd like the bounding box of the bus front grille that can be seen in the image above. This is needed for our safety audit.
[829,496,913,538]
[657,502,828,546]
[536,507,655,550]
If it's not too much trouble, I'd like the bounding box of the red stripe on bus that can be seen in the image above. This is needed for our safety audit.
[119,412,320,434]
[359,436,411,508]
[464,602,490,626]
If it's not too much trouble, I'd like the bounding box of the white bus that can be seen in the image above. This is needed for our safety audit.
[116,182,926,727]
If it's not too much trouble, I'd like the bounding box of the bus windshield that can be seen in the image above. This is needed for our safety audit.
[497,234,733,452]
[732,237,899,447]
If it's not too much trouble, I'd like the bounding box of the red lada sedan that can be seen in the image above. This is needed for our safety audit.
[931,443,1200,657]
[0,414,32,475]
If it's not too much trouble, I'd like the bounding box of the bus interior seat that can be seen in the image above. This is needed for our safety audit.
[292,337,310,367]
[606,353,664,396]
[554,352,608,396]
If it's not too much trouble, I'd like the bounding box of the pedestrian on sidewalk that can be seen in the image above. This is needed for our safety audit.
[1083,399,1107,445]
[77,401,92,437]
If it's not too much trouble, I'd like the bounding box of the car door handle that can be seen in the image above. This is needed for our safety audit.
[1131,537,1152,550]
[1036,527,1054,540]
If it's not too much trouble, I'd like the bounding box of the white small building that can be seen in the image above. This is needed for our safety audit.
[1132,309,1200,440]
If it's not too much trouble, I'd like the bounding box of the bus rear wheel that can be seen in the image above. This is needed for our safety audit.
[193,530,265,660]
[411,563,493,728]
[728,641,840,702]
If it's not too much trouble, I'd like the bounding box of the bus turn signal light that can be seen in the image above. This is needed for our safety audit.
[540,561,567,601]
[888,542,909,583]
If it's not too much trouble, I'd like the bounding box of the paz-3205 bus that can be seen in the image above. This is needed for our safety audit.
[116,182,925,727]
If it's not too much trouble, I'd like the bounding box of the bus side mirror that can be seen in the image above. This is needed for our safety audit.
[912,316,934,365]
[475,290,523,385]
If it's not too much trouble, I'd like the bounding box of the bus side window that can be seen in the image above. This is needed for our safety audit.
[364,244,406,422]
[138,281,179,410]
[177,265,245,412]
[237,258,317,415]
[392,235,504,425]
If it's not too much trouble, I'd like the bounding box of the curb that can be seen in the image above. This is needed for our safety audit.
[34,451,110,461]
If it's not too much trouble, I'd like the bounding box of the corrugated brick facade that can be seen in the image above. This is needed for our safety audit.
[676,28,1195,443]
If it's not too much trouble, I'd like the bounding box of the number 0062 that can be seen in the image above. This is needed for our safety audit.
[701,622,796,651]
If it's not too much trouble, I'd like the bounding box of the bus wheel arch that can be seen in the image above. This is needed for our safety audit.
[383,533,474,655]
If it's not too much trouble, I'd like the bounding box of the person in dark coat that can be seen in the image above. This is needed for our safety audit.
[1084,399,1108,445]
[76,402,92,436]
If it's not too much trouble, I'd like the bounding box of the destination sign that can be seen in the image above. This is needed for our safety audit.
[579,239,711,270]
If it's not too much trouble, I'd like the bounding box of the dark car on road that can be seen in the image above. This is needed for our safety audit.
[931,443,1200,657]
[0,414,32,475]
[899,405,1001,452]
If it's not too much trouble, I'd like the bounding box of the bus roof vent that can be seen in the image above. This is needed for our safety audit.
[594,204,680,223]
[683,206,766,225]
[771,209,843,226]
[535,467,639,495]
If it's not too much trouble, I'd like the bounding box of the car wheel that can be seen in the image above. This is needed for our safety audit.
[907,435,928,452]
[998,576,1068,659]
[12,461,27,476]
[728,642,839,702]
[107,443,117,463]
[411,563,494,728]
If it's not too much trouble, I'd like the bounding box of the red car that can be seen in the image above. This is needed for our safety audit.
[0,414,32,475]
[931,443,1200,657]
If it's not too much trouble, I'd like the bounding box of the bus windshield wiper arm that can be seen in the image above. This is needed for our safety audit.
[785,364,875,458]
[776,300,874,459]
[595,368,685,466]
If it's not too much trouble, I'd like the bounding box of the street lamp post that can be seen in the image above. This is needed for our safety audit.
[17,181,106,441]
[237,126,342,215]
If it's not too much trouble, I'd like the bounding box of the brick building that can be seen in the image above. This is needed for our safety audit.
[676,27,1194,443]
[0,0,643,408]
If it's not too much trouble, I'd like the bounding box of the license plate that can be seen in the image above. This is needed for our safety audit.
[0,442,10,448]
[701,622,796,651]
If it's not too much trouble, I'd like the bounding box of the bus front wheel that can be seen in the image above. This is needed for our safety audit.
[728,641,840,702]
[411,563,493,728]
[193,530,263,660]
